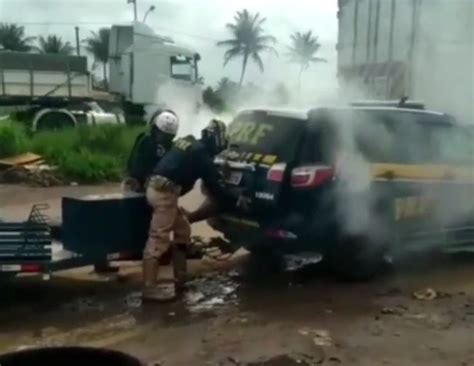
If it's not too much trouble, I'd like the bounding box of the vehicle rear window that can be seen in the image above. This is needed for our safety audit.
[227,112,306,163]
[317,109,461,164]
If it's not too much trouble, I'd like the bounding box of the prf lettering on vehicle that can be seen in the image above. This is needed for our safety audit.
[220,149,278,166]
[394,196,434,221]
[228,122,274,145]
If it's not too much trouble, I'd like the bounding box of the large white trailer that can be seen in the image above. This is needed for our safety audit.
[0,22,202,130]
[0,52,123,130]
[337,0,474,123]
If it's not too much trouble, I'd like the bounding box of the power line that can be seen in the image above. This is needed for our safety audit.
[0,20,222,43]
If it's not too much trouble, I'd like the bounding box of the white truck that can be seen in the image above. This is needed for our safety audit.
[337,0,473,124]
[0,51,125,131]
[108,22,203,121]
[0,22,202,130]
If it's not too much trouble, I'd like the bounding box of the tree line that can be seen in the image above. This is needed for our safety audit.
[0,23,110,85]
[0,9,326,94]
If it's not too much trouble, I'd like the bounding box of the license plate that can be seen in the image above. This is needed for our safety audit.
[225,171,243,185]
[0,265,20,272]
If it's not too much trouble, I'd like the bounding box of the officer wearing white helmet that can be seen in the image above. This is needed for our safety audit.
[122,110,179,193]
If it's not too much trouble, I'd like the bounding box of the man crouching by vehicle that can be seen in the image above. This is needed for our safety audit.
[142,119,243,302]
[122,110,179,193]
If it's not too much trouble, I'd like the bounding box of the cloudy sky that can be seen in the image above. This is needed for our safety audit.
[0,0,339,89]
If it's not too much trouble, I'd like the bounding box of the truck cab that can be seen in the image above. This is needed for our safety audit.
[108,22,202,117]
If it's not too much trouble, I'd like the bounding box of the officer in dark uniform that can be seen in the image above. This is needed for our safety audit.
[122,110,180,193]
[142,119,240,301]
[95,110,179,275]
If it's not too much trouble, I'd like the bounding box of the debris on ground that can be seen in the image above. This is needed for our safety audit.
[283,252,323,271]
[0,152,63,186]
[298,328,334,347]
[381,305,407,316]
[125,292,143,308]
[377,287,403,297]
[413,288,438,301]
[0,152,43,168]
[247,355,310,366]
[185,273,239,313]
[245,353,322,366]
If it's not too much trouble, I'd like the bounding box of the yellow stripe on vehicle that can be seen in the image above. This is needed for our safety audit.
[262,155,278,165]
[394,196,435,221]
[253,154,263,162]
[370,163,474,183]
[221,150,278,167]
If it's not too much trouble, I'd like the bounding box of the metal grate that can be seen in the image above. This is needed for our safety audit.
[27,204,51,226]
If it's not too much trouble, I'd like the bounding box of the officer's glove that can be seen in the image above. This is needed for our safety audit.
[121,177,140,193]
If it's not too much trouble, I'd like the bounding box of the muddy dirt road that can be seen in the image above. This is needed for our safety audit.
[1,184,474,365]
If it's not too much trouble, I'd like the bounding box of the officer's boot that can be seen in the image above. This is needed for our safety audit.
[142,258,177,302]
[142,258,159,301]
[173,244,188,294]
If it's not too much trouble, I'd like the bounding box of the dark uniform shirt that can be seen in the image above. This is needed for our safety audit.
[152,135,237,206]
[127,132,167,188]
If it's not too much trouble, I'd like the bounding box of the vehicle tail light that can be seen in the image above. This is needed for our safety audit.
[21,264,42,273]
[291,165,334,188]
[267,163,287,182]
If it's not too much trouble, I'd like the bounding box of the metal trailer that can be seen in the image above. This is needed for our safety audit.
[0,195,227,281]
[0,195,149,280]
[0,52,125,131]
[337,0,474,124]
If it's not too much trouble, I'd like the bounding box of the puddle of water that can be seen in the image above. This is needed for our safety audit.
[62,297,105,312]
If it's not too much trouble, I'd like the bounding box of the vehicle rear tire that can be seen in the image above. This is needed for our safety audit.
[327,235,386,282]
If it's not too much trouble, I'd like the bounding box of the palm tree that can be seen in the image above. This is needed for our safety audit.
[217,9,277,86]
[84,28,110,87]
[0,23,35,52]
[37,35,74,55]
[288,31,327,90]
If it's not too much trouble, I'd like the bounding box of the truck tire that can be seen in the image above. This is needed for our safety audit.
[327,235,386,281]
[33,109,76,132]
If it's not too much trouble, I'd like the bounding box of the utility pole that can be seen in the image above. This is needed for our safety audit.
[128,0,138,21]
[75,26,81,56]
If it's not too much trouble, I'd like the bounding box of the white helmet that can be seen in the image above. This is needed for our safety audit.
[152,111,179,136]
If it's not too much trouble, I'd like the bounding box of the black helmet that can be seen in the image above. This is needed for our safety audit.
[201,119,228,155]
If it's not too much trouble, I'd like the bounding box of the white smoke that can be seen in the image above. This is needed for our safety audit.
[144,80,234,138]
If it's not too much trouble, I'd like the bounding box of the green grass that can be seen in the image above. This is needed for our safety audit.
[0,119,145,183]
[0,121,29,158]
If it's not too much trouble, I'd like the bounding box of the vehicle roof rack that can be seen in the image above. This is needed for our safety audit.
[350,98,425,110]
